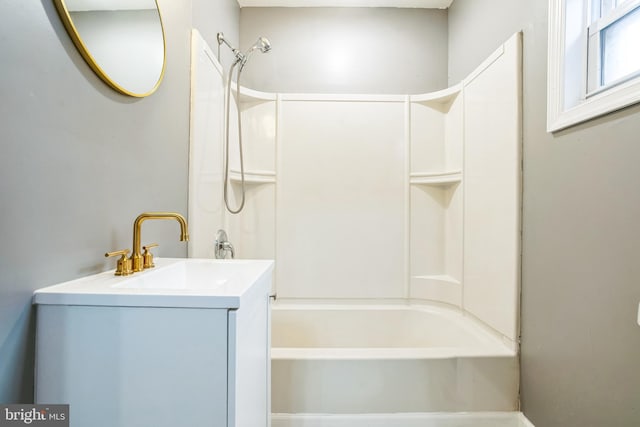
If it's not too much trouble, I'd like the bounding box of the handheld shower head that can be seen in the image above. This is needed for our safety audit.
[244,37,272,57]
[239,36,271,70]
[254,37,271,53]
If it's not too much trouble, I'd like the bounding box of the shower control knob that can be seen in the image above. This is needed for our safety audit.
[214,229,235,259]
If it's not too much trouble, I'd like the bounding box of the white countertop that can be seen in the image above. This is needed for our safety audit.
[33,258,274,309]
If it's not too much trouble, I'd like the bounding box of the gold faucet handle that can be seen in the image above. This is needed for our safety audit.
[142,243,159,269]
[105,249,133,276]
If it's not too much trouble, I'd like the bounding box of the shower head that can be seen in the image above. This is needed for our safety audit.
[239,37,271,70]
[252,37,272,54]
[217,32,271,69]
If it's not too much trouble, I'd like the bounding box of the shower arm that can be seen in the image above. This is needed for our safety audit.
[217,32,245,65]
[217,32,271,70]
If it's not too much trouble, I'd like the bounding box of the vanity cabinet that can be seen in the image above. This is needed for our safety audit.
[33,259,273,427]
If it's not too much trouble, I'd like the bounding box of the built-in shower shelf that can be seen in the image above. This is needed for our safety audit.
[410,275,462,306]
[410,171,462,186]
[233,85,277,104]
[229,169,276,184]
[410,83,462,110]
[412,275,461,286]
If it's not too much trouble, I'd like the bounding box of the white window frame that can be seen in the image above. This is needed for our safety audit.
[548,0,640,132]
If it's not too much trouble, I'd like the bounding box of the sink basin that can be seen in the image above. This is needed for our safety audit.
[112,259,259,290]
[33,258,274,309]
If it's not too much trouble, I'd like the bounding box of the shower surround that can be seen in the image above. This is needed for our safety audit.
[189,29,522,422]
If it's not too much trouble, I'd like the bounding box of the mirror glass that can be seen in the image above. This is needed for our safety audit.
[54,0,166,97]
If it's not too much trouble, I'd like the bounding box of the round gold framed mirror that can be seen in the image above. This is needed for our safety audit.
[53,0,166,97]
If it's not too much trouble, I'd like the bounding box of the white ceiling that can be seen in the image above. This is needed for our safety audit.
[238,0,453,8]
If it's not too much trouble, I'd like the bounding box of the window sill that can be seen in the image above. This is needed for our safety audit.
[547,75,640,132]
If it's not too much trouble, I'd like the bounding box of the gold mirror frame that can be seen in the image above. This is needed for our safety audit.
[53,0,166,98]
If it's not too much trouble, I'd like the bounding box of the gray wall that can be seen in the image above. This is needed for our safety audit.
[239,7,448,94]
[449,1,640,426]
[0,0,238,403]
[192,0,240,69]
[448,0,525,85]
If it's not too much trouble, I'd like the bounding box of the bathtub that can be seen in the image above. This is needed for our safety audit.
[271,412,535,427]
[271,304,519,415]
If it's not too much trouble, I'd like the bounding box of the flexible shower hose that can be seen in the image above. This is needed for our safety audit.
[222,60,246,214]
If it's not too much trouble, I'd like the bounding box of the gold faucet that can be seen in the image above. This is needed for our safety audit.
[131,212,189,272]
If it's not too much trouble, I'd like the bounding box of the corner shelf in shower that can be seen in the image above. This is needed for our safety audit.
[410,83,462,111]
[232,85,277,105]
[409,85,464,308]
[411,275,461,286]
[410,171,462,186]
[229,169,276,184]
[410,275,462,306]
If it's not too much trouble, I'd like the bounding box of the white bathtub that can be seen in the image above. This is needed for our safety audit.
[271,412,535,427]
[271,304,519,414]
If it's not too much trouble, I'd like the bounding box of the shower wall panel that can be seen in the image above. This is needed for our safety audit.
[188,31,225,259]
[463,34,522,341]
[227,182,276,262]
[277,100,407,299]
[225,96,278,265]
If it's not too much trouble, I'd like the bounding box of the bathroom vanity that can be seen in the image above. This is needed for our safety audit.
[33,258,273,427]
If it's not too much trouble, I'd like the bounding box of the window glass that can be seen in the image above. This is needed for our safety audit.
[601,6,640,85]
[548,0,640,131]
